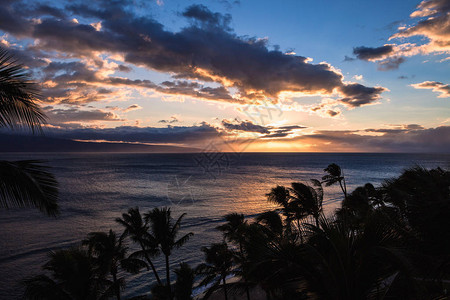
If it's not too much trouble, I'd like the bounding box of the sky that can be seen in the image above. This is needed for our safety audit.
[0,0,449,152]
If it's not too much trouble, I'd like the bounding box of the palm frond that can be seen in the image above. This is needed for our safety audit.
[0,47,46,132]
[0,160,59,216]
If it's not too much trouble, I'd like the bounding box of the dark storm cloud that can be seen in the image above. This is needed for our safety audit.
[353,45,394,60]
[0,0,386,107]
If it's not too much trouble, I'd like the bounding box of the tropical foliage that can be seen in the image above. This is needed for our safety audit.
[0,47,59,215]
[23,165,450,299]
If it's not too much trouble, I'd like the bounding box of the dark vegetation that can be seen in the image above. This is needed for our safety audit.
[0,47,59,216]
[22,164,450,300]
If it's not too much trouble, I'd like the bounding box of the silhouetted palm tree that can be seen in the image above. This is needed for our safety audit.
[0,47,59,216]
[217,213,251,300]
[116,207,163,286]
[267,179,324,228]
[23,248,105,300]
[322,163,347,199]
[174,262,195,300]
[144,207,193,299]
[197,243,234,300]
[82,230,146,300]
[297,213,414,300]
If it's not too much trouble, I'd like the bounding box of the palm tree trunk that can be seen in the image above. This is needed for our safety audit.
[296,219,303,243]
[138,240,162,286]
[112,271,121,300]
[338,180,347,199]
[222,276,228,300]
[165,254,172,300]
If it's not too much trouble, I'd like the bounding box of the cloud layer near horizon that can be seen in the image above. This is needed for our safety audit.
[2,122,446,153]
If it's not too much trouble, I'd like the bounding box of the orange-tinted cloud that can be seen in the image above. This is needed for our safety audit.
[411,81,450,98]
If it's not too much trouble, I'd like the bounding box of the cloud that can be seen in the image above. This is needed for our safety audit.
[222,119,270,134]
[182,4,232,30]
[411,81,450,97]
[44,107,124,123]
[123,104,142,112]
[350,0,450,70]
[30,123,450,153]
[352,45,406,70]
[377,57,405,71]
[391,0,450,54]
[338,83,387,107]
[259,125,306,138]
[0,0,386,108]
[353,45,395,60]
[158,116,179,124]
[288,125,450,152]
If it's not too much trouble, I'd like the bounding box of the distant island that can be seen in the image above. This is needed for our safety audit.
[0,134,199,153]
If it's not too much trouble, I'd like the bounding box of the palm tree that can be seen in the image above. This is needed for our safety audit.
[217,213,251,300]
[296,214,414,300]
[82,230,146,300]
[144,207,193,299]
[174,262,195,300]
[267,179,324,228]
[116,207,163,287]
[23,248,105,300]
[197,243,234,300]
[0,47,59,216]
[322,163,347,199]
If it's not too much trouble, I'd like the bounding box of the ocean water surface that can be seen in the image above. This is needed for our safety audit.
[0,152,449,299]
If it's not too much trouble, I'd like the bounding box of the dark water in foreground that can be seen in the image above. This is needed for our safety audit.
[0,152,449,299]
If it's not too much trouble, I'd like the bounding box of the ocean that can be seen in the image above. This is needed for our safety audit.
[0,152,449,299]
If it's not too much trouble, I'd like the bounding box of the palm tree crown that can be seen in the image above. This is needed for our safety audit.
[0,47,59,216]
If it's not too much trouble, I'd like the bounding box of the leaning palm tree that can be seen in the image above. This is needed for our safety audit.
[144,207,193,299]
[82,230,146,300]
[115,207,163,287]
[197,242,235,300]
[322,163,347,199]
[0,47,58,216]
